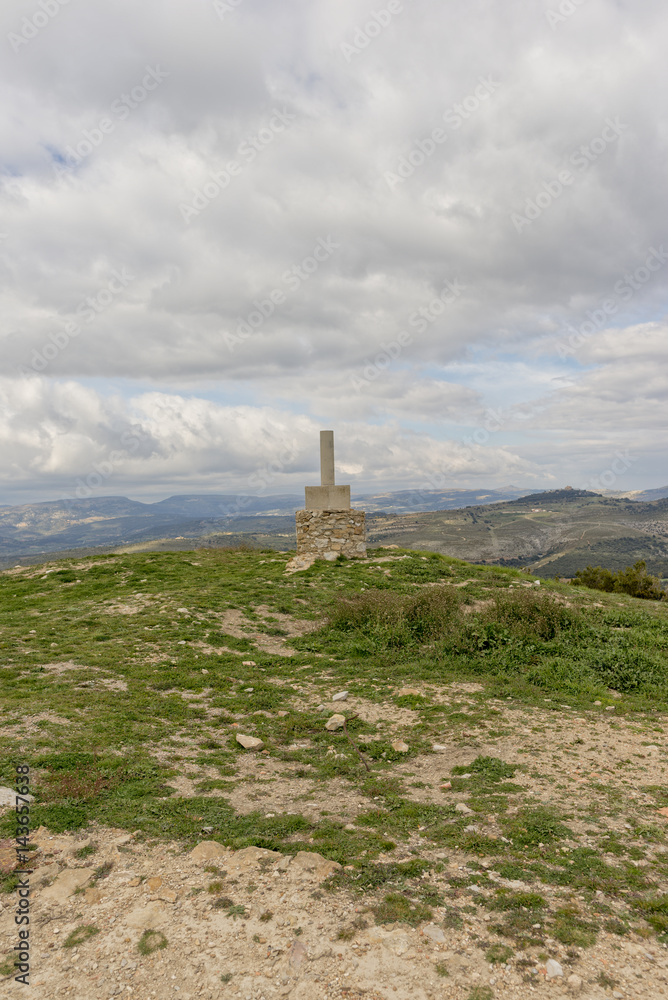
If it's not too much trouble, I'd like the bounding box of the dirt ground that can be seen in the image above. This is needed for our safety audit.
[2,699,668,1000]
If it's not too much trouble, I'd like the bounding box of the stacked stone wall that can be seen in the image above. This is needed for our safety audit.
[295,509,366,560]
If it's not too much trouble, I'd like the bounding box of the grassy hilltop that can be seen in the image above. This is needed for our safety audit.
[2,546,668,956]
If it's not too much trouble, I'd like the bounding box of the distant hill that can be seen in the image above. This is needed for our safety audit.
[2,487,668,580]
[0,487,536,561]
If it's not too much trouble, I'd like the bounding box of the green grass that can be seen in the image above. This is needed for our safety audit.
[137,930,168,955]
[2,546,668,945]
[62,925,99,948]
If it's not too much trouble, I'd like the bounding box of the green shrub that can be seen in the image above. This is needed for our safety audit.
[329,587,462,648]
[572,561,665,600]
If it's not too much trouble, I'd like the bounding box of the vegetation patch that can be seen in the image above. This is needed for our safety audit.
[63,925,99,948]
[137,930,168,955]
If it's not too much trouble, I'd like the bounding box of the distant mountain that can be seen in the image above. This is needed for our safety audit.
[0,487,542,560]
[608,486,668,503]
[2,487,667,577]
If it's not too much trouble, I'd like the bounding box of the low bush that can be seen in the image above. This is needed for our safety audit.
[572,561,665,600]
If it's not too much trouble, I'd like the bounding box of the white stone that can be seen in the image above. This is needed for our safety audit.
[190,841,229,861]
[432,744,448,751]
[0,786,34,807]
[332,691,349,701]
[236,733,264,750]
[545,958,563,978]
[325,714,346,731]
[391,740,409,753]
[455,803,473,816]
[422,923,446,943]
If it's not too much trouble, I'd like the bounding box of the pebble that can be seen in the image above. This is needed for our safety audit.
[332,691,349,701]
[236,734,265,750]
[397,688,422,697]
[605,705,616,711]
[432,744,448,751]
[422,924,446,943]
[440,781,452,790]
[391,741,409,753]
[455,803,473,816]
[545,958,563,978]
[566,973,583,993]
[242,660,257,666]
[594,701,602,706]
[325,714,346,731]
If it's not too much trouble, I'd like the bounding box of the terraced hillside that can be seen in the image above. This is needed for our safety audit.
[366,491,668,581]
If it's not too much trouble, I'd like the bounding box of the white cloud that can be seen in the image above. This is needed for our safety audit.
[1,0,667,501]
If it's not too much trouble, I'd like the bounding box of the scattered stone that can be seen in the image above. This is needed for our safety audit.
[242,660,256,666]
[455,803,473,816]
[289,851,342,880]
[432,744,448,751]
[277,710,289,717]
[605,705,616,712]
[84,888,103,904]
[594,701,602,706]
[190,841,229,862]
[657,807,668,819]
[566,973,583,993]
[332,691,349,701]
[646,745,659,751]
[289,937,308,970]
[231,846,281,870]
[158,889,178,903]
[236,733,265,750]
[545,958,564,978]
[391,740,409,753]
[422,924,446,943]
[146,877,163,891]
[285,554,317,574]
[397,688,421,697]
[201,826,214,834]
[440,781,452,790]
[176,607,188,613]
[325,714,346,731]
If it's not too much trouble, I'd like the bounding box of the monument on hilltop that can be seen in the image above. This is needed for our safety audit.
[292,430,367,566]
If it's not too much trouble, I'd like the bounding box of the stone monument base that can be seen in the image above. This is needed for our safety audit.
[295,509,366,561]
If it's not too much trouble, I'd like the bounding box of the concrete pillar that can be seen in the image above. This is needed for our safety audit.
[320,430,335,486]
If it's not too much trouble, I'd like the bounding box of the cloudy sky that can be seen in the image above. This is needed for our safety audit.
[1,0,667,505]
